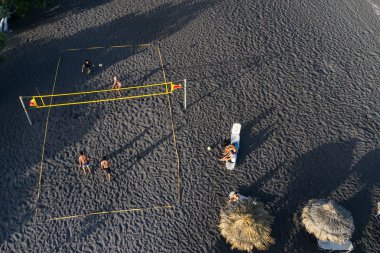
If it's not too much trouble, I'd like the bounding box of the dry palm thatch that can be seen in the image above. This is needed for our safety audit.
[219,198,275,252]
[301,199,354,243]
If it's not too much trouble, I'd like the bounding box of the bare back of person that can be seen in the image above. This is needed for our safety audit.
[112,76,122,97]
[79,155,87,165]
[100,157,111,182]
[101,160,109,169]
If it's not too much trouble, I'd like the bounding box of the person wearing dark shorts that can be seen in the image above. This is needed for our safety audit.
[100,156,111,182]
[78,151,91,174]
[81,59,92,75]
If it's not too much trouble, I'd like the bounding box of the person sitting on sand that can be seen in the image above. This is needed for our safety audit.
[78,151,91,174]
[228,191,248,204]
[100,156,111,182]
[112,75,122,97]
[219,144,237,162]
[81,59,92,75]
[219,150,236,162]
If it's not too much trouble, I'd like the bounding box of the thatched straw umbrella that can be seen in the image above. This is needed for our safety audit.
[301,199,354,244]
[219,197,275,252]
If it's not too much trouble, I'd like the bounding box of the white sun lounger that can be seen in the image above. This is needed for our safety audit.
[226,123,241,170]
[318,240,353,252]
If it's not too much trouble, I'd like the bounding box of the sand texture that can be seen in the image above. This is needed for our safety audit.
[0,0,380,252]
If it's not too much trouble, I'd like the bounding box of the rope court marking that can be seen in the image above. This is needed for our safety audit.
[46,205,175,222]
[64,43,152,51]
[36,52,63,210]
[26,44,184,221]
[156,46,181,205]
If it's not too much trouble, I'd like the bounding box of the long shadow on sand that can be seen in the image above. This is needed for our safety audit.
[2,0,220,92]
[238,108,274,166]
[274,140,356,252]
[11,0,110,31]
[106,127,151,160]
[342,148,380,253]
[102,125,180,173]
[232,140,357,253]
[181,53,280,110]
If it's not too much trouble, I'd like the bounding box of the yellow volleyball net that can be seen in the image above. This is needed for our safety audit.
[19,80,186,124]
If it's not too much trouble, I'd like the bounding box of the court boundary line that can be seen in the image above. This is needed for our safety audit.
[34,44,181,222]
[35,52,63,213]
[157,46,181,205]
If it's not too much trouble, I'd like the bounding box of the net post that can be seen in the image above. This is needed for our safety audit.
[19,96,33,125]
[184,79,187,110]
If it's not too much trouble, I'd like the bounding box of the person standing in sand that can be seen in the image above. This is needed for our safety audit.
[81,59,92,75]
[78,151,91,174]
[100,156,111,182]
[112,76,122,97]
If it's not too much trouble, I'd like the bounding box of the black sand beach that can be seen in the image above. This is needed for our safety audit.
[0,0,379,252]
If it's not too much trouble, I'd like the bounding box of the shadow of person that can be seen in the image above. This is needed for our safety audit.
[106,127,151,159]
[341,148,380,253]
[238,108,273,165]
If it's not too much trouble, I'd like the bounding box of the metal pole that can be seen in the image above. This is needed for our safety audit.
[184,79,187,110]
[19,96,32,125]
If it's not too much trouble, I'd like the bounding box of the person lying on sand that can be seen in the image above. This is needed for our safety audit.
[228,191,248,204]
[100,156,112,182]
[81,59,92,75]
[78,151,91,174]
[112,75,122,97]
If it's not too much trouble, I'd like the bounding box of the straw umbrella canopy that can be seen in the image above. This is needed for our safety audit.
[219,197,275,252]
[301,199,354,243]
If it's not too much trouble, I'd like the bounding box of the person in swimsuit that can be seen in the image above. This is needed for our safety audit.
[100,156,111,182]
[228,191,248,204]
[219,150,236,162]
[219,144,237,161]
[112,75,122,97]
[222,144,237,156]
[78,151,91,174]
[81,59,92,75]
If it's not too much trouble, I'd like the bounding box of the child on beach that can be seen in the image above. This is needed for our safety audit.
[78,151,91,174]
[100,156,112,182]
[112,76,122,97]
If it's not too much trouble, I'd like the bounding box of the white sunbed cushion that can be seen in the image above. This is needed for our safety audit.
[318,240,353,251]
